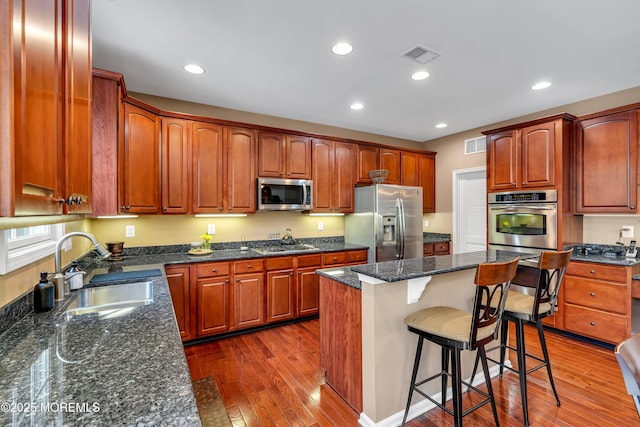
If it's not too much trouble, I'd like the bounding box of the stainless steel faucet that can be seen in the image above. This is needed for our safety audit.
[53,232,111,301]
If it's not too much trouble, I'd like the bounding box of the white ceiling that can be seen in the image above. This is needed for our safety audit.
[91,0,640,142]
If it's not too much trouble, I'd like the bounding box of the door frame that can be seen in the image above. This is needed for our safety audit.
[452,166,486,254]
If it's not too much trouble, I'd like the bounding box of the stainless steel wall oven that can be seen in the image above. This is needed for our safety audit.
[488,189,558,252]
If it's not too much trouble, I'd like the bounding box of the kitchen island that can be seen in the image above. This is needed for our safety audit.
[317,249,532,427]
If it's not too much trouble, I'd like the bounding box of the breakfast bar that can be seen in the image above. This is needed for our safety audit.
[317,249,533,426]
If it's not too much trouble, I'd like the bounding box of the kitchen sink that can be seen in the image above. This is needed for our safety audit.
[62,281,154,318]
[252,244,318,254]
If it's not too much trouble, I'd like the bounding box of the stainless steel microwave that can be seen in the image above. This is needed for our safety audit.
[257,178,313,211]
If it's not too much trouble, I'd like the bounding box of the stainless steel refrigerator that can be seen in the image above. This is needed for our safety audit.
[345,184,423,262]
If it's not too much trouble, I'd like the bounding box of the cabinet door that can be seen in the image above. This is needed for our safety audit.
[166,266,192,341]
[63,0,92,214]
[161,118,190,214]
[7,0,64,216]
[357,146,379,184]
[380,149,401,185]
[225,127,256,212]
[266,270,295,323]
[487,130,518,190]
[575,111,638,213]
[192,122,223,213]
[120,103,160,213]
[298,267,319,317]
[196,276,230,337]
[285,135,312,179]
[419,154,436,213]
[233,272,264,329]
[521,122,555,188]
[258,132,284,177]
[333,142,356,213]
[400,151,420,187]
[312,139,333,212]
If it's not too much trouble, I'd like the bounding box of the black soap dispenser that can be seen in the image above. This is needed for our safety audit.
[34,272,54,312]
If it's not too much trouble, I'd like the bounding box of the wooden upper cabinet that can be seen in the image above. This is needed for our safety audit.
[312,139,355,213]
[225,127,257,213]
[419,154,436,213]
[258,132,310,179]
[400,151,420,187]
[120,103,160,213]
[575,110,638,213]
[192,122,223,213]
[520,121,556,188]
[380,148,401,185]
[487,130,518,190]
[161,118,190,214]
[3,0,64,216]
[63,0,92,214]
[356,145,379,184]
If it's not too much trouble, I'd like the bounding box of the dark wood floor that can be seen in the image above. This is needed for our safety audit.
[185,319,640,426]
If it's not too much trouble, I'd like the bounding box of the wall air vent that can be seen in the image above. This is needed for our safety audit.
[465,136,487,155]
[402,45,441,64]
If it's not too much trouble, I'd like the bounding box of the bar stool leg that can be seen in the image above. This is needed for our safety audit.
[499,318,509,378]
[402,337,424,426]
[536,319,560,407]
[479,345,501,427]
[514,319,530,427]
[451,348,463,427]
[442,346,450,406]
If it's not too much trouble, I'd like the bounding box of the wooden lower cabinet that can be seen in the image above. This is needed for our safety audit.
[561,261,633,344]
[165,265,193,341]
[167,249,368,341]
[423,242,450,256]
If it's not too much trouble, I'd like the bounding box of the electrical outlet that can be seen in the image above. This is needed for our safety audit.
[125,225,135,237]
[318,221,324,231]
[267,233,280,239]
[622,226,634,238]
[208,224,216,235]
[424,220,429,228]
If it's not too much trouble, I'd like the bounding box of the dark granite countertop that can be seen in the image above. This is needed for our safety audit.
[333,249,536,284]
[0,264,201,426]
[423,232,451,244]
[316,266,362,289]
[566,243,640,267]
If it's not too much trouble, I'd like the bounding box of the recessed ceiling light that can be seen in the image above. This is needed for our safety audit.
[435,123,447,128]
[184,64,205,74]
[531,81,551,90]
[411,71,430,81]
[350,103,364,110]
[331,42,353,55]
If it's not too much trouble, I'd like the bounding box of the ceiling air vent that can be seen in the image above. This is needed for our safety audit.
[402,45,441,64]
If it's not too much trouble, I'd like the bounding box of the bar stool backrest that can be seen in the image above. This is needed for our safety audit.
[471,257,519,349]
[533,249,573,320]
[615,334,640,412]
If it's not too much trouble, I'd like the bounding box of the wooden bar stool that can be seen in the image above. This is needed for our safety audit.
[470,249,572,426]
[401,257,519,426]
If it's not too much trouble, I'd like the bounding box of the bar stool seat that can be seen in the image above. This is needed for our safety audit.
[401,258,519,427]
[470,249,572,427]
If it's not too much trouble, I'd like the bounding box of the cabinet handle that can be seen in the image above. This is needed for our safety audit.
[225,279,229,283]
[590,292,596,297]
[162,207,167,212]
[631,205,636,210]
[333,257,337,261]
[236,279,239,282]
[590,270,596,274]
[290,272,293,276]
[219,207,223,211]
[590,321,596,326]
[211,268,217,272]
[121,205,131,211]
[247,265,252,269]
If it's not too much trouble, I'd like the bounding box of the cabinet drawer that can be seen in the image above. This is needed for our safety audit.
[323,252,346,266]
[234,259,264,274]
[564,303,628,344]
[347,250,368,264]
[266,256,294,271]
[565,262,628,282]
[564,276,627,314]
[195,262,231,278]
[423,243,434,255]
[434,242,450,254]
[298,253,322,268]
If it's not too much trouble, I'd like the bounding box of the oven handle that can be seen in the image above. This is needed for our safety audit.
[489,205,556,211]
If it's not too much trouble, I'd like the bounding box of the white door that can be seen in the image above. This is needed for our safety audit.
[453,168,486,254]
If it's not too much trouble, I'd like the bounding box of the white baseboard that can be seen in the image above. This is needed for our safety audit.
[358,362,510,427]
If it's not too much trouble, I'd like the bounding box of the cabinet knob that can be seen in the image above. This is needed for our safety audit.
[211,268,217,272]
[225,279,229,283]
[236,279,239,282]
[121,205,131,211]
[290,272,293,276]
[219,207,223,211]
[590,270,596,274]
[590,321,596,326]
[590,292,596,297]
[162,207,167,212]
[247,265,252,269]
[631,205,636,210]
[333,257,337,260]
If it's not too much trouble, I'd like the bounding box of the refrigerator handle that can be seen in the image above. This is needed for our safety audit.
[398,198,406,259]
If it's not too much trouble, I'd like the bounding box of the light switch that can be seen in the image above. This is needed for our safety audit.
[125,225,135,237]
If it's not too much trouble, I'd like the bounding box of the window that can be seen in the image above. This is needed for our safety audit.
[0,223,65,275]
